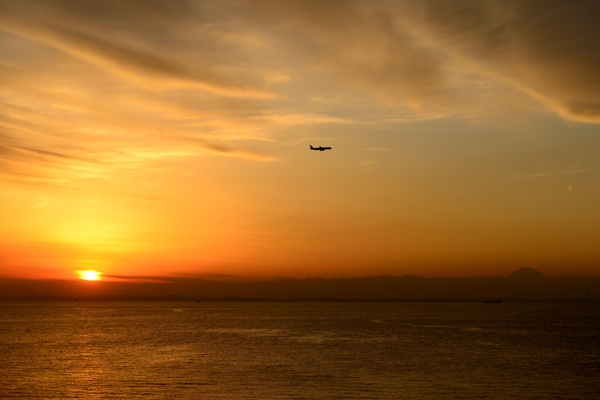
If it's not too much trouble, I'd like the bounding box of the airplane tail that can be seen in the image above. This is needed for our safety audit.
[310,145,314,149]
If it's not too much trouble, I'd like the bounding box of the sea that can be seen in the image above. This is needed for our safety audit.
[1,302,599,399]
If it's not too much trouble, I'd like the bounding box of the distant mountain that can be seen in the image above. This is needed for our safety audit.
[505,268,551,280]
[5,267,600,300]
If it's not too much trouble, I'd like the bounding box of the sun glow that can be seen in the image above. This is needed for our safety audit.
[77,270,103,281]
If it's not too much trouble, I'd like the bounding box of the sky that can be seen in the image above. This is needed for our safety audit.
[1,0,600,282]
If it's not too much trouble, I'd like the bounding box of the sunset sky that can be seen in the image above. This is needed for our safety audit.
[1,0,599,282]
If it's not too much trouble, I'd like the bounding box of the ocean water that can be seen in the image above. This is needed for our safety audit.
[1,302,599,399]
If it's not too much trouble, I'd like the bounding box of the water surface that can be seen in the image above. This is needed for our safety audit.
[1,302,599,399]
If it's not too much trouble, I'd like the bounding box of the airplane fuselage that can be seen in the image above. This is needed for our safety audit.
[310,145,332,151]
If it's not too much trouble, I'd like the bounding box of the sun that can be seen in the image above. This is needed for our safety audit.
[77,270,102,281]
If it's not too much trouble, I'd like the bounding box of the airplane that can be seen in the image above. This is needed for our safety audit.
[310,145,332,151]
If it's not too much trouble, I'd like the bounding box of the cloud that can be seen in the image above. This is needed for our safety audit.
[102,273,242,282]
[0,141,107,185]
[0,168,64,187]
[358,160,376,170]
[102,274,173,282]
[178,138,278,162]
[31,199,49,209]
[0,5,275,98]
[1,0,598,189]
[398,0,600,122]
[235,0,600,122]
[517,168,590,179]
[238,0,448,106]
[0,143,100,165]
[253,113,353,126]
[365,147,389,151]
[2,0,599,124]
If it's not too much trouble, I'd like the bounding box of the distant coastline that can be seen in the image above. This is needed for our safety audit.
[1,295,598,303]
[1,268,598,302]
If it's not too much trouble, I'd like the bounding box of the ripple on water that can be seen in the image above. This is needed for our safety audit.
[0,302,599,399]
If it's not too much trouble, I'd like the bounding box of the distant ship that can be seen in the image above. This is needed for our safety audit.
[482,299,503,303]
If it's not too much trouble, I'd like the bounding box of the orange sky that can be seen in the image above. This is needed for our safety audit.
[1,0,600,281]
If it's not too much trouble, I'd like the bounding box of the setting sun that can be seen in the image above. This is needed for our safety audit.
[77,270,102,281]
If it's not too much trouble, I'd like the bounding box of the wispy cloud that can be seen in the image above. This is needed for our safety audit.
[253,113,353,126]
[398,0,600,123]
[0,1,276,99]
[176,138,278,162]
[235,0,600,123]
[0,0,597,192]
[517,169,590,179]
[102,273,243,282]
[358,160,376,170]
[31,199,49,209]
[1,25,275,99]
[365,147,389,151]
[0,143,101,165]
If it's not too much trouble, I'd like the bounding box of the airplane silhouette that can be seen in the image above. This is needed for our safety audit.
[310,145,332,151]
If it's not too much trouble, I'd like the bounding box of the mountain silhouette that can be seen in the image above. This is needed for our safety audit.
[505,267,550,280]
[4,267,599,300]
